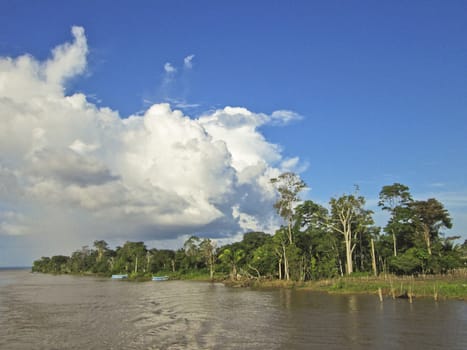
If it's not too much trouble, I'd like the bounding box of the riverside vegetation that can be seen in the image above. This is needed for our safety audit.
[32,175,467,300]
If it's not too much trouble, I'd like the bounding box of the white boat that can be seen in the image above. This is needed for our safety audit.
[111,274,128,279]
[152,276,169,281]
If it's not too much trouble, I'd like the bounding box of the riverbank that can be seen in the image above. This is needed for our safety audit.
[29,268,467,300]
[238,273,467,301]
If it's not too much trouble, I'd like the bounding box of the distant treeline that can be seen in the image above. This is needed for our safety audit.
[32,177,467,280]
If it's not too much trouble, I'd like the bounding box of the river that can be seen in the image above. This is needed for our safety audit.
[0,269,466,349]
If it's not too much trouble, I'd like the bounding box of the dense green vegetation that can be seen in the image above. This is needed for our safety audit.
[33,176,467,286]
[235,272,467,300]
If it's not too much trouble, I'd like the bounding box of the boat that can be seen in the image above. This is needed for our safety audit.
[111,274,128,279]
[152,276,169,281]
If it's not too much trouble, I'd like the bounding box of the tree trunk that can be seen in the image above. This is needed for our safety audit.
[287,220,293,245]
[344,230,353,275]
[422,225,432,255]
[371,238,377,277]
[301,256,307,281]
[338,258,343,277]
[209,260,214,280]
[232,264,237,281]
[392,232,397,257]
[282,242,290,280]
[146,253,151,272]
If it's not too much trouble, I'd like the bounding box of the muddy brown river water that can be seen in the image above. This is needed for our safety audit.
[0,269,466,349]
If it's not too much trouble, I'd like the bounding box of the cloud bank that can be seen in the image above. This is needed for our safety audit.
[0,27,303,256]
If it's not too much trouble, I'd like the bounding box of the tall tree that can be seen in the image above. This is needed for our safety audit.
[328,192,374,275]
[294,200,335,279]
[273,228,290,280]
[270,172,306,244]
[149,248,176,273]
[114,241,147,274]
[183,236,202,270]
[410,198,452,255]
[200,238,217,279]
[270,172,306,281]
[70,245,94,273]
[378,183,413,256]
[93,240,109,263]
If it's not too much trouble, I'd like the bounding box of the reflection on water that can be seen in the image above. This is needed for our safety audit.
[279,288,292,310]
[347,294,358,312]
[0,269,466,349]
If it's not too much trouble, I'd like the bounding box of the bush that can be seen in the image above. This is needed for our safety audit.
[389,248,427,275]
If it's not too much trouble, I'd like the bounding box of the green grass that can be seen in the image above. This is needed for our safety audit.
[298,274,467,300]
[240,273,467,300]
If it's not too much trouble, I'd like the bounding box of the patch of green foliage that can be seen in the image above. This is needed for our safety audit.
[31,181,467,297]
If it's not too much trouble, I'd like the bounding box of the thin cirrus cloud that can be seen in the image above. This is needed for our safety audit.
[163,62,176,74]
[0,26,304,255]
[158,54,198,111]
[164,54,194,74]
[183,54,195,69]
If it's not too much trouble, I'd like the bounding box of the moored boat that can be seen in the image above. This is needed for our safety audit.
[111,274,128,279]
[152,276,169,281]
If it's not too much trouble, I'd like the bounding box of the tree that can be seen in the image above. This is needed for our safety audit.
[273,228,290,280]
[378,183,413,210]
[293,200,336,279]
[200,238,217,279]
[435,235,464,272]
[113,241,147,275]
[32,257,51,273]
[378,183,413,257]
[183,236,203,270]
[328,192,374,275]
[93,240,109,262]
[250,237,277,278]
[409,198,452,255]
[50,255,70,273]
[91,240,110,273]
[389,247,429,275]
[270,172,306,281]
[149,249,176,273]
[270,172,306,244]
[69,245,95,273]
[241,232,270,261]
[218,246,245,280]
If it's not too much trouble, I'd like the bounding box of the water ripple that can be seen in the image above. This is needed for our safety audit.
[0,271,466,349]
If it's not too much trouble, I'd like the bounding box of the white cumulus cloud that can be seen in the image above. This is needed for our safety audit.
[0,27,304,257]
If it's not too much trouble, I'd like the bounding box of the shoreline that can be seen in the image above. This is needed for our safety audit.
[25,270,467,301]
[224,274,467,301]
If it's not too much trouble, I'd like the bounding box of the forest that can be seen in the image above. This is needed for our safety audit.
[32,174,467,281]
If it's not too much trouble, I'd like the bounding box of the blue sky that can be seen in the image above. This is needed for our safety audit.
[1,1,466,265]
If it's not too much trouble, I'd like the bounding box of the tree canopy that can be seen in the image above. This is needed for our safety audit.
[32,180,465,280]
